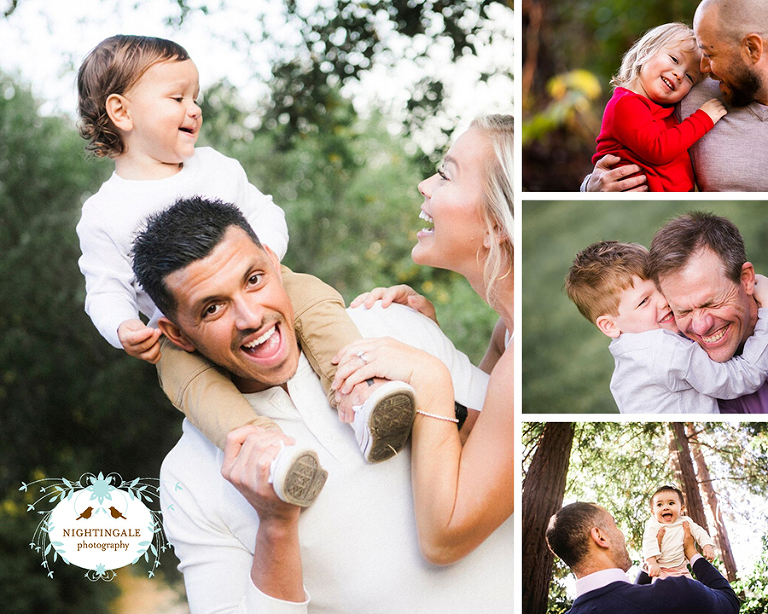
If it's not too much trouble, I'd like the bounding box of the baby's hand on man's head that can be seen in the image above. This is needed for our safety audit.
[700,98,727,124]
[702,544,715,562]
[118,319,163,364]
[753,273,768,308]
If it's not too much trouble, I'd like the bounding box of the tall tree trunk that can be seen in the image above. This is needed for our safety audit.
[687,424,738,582]
[522,422,575,614]
[668,422,708,531]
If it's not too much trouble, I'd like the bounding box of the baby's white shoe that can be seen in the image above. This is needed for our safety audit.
[268,444,328,507]
[352,380,416,463]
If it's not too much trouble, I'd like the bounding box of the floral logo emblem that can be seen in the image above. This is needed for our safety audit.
[21,472,181,581]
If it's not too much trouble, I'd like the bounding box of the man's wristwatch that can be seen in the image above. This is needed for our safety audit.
[454,402,468,430]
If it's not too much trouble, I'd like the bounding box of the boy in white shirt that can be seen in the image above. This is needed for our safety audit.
[565,240,768,413]
[643,485,715,580]
[75,35,417,506]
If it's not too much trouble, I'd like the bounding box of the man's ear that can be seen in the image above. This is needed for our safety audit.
[263,245,283,281]
[743,33,764,64]
[105,93,133,132]
[596,314,621,339]
[742,261,756,295]
[157,317,195,352]
[589,526,609,548]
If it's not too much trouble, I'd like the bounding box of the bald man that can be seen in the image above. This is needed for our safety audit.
[546,503,739,614]
[585,0,768,192]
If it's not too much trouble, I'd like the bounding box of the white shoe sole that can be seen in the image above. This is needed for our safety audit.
[355,381,416,463]
[269,446,328,507]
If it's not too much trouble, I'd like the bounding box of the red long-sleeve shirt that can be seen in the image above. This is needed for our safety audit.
[593,87,714,192]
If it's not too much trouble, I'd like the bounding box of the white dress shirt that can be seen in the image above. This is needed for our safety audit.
[608,309,768,414]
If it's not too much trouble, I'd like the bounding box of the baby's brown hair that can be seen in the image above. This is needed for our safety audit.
[77,35,190,158]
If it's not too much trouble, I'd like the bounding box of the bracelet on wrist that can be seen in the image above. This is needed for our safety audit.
[416,410,459,424]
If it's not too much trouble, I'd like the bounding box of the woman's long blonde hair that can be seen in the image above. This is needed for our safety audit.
[470,114,513,306]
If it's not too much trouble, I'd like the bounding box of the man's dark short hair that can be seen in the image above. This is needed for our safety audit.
[132,196,262,320]
[648,211,746,285]
[650,485,685,509]
[546,502,606,569]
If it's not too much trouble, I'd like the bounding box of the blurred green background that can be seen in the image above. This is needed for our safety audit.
[522,0,702,191]
[0,1,511,611]
[522,200,768,413]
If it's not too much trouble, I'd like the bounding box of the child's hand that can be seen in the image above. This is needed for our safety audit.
[350,285,438,325]
[753,273,768,308]
[118,319,163,364]
[700,98,727,124]
[702,545,715,562]
[647,561,661,577]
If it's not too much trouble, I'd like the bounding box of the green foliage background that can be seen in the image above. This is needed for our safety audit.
[522,422,768,612]
[0,65,496,614]
[522,200,768,413]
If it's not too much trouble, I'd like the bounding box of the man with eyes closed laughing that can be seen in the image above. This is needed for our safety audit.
[649,211,768,412]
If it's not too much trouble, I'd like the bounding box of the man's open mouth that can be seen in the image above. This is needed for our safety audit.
[701,324,729,345]
[241,324,281,360]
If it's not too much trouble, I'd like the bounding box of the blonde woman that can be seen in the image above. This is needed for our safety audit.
[333,115,513,564]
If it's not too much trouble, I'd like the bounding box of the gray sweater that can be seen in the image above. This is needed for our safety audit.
[679,77,768,191]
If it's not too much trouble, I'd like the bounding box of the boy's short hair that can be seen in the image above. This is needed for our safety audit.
[77,35,190,158]
[650,485,685,509]
[566,241,651,324]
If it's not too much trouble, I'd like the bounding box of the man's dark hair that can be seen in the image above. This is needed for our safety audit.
[648,211,746,285]
[546,502,606,569]
[650,485,685,509]
[132,196,262,319]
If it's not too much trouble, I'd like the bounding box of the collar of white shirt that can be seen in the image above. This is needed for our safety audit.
[574,554,703,598]
[574,568,630,597]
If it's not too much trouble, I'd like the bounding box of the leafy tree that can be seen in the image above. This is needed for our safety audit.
[733,536,768,614]
[522,422,575,614]
[522,422,768,612]
[0,53,498,609]
[0,71,174,614]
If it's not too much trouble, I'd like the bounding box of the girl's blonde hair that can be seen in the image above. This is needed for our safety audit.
[469,114,513,305]
[611,23,699,91]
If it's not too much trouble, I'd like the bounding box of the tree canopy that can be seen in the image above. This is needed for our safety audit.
[522,421,768,614]
[0,2,511,610]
